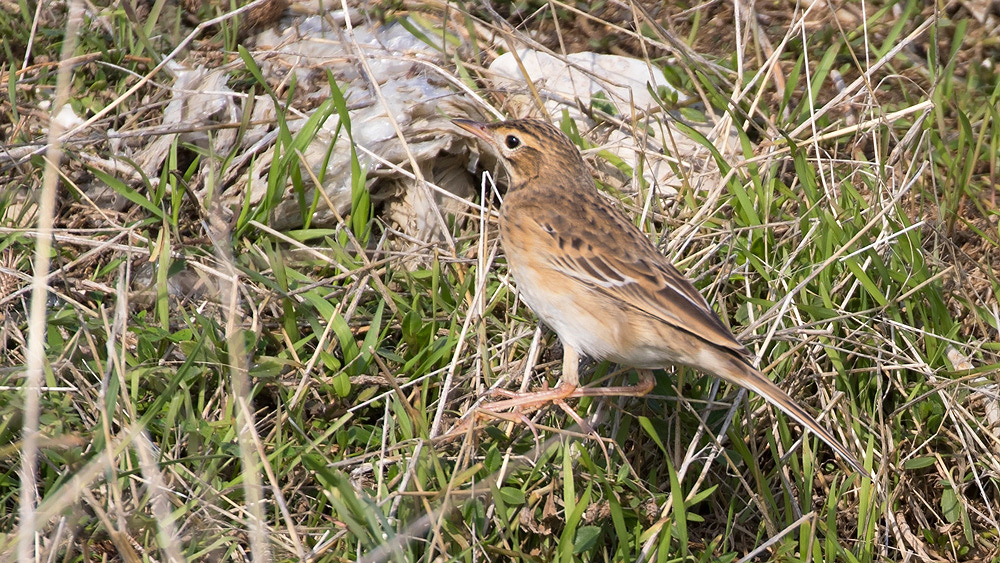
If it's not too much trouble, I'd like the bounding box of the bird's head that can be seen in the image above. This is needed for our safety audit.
[453,118,589,189]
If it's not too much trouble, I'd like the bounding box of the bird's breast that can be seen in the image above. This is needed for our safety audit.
[499,207,627,361]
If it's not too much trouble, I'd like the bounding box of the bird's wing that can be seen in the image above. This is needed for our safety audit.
[538,220,748,356]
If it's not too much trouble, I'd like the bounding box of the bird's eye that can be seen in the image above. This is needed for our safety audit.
[504,135,521,149]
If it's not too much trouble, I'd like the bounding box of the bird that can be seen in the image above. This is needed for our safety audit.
[453,117,869,477]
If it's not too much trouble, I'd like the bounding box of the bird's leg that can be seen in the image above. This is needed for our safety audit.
[462,351,652,461]
[480,350,658,411]
[567,368,656,398]
[477,345,581,412]
[560,344,581,387]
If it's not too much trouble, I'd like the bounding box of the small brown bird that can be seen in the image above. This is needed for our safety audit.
[454,117,868,476]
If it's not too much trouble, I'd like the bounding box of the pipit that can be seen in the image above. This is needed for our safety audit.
[454,118,867,476]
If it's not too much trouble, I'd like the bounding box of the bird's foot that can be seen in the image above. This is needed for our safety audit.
[437,372,655,446]
[437,400,545,445]
[569,369,656,397]
[478,381,578,412]
[437,384,577,443]
[477,370,654,415]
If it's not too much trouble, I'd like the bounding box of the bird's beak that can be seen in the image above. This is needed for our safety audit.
[453,119,493,144]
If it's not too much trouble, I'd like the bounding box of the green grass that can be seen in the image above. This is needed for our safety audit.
[2,0,999,561]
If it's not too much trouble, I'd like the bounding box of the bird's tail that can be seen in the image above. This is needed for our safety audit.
[716,356,870,478]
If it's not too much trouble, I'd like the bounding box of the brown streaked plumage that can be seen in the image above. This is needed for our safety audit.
[454,117,868,477]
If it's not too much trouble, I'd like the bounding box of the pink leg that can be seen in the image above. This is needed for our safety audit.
[441,360,657,443]
[479,347,655,412]
[477,345,581,412]
[569,369,656,397]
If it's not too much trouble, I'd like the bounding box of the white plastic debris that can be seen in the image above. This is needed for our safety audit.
[490,49,688,114]
[227,17,480,239]
[53,104,87,130]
